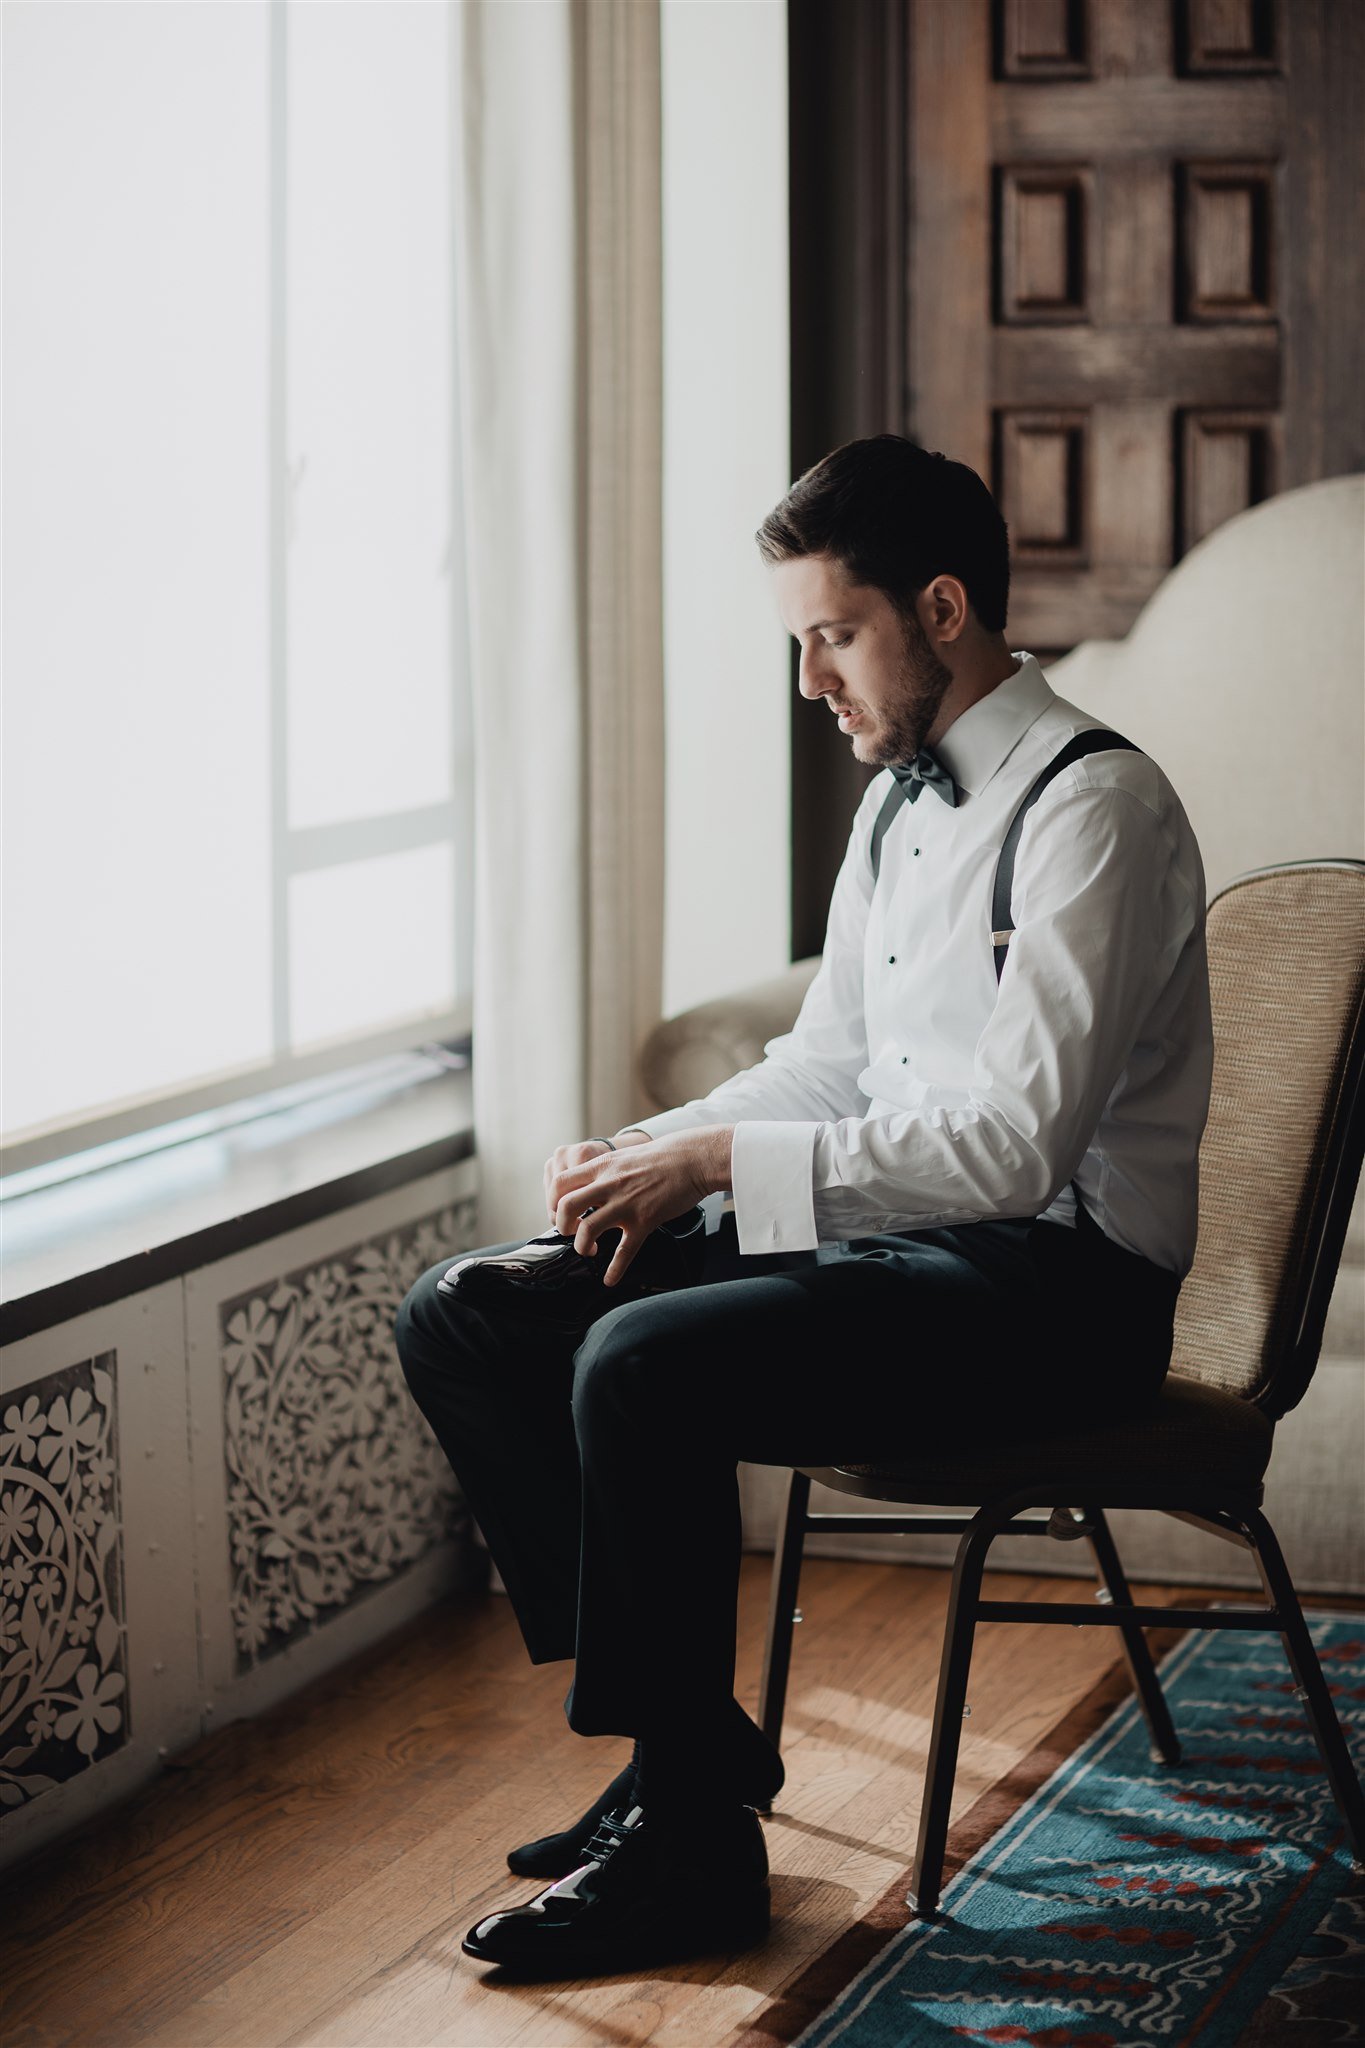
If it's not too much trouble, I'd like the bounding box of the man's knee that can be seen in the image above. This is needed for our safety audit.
[392,1261,479,1396]
[570,1300,679,1429]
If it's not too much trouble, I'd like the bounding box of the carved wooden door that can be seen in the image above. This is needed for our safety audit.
[909,0,1363,655]
[789,0,1363,952]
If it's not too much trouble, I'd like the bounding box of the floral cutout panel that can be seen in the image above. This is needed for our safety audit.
[0,1354,129,1811]
[220,1200,477,1670]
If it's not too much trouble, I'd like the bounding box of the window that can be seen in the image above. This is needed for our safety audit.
[1,0,471,1180]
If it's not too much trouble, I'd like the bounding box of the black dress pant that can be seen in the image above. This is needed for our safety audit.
[393,1207,1178,1741]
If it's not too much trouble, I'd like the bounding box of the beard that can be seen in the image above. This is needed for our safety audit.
[861,608,955,768]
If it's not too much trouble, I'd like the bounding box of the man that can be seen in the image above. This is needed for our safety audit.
[395,435,1213,1978]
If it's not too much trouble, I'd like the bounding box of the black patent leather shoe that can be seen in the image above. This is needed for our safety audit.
[462,1802,770,1978]
[437,1206,708,1327]
[507,1718,785,1878]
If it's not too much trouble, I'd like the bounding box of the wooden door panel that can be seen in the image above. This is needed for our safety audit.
[997,166,1093,321]
[1179,161,1277,322]
[1180,408,1281,551]
[997,0,1090,79]
[1180,0,1279,74]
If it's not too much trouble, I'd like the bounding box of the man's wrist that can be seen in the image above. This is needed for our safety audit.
[702,1124,735,1195]
[611,1127,654,1148]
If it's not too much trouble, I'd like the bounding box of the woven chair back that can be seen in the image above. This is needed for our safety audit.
[1171,861,1365,1417]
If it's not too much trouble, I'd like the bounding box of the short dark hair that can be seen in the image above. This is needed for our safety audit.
[755,434,1010,634]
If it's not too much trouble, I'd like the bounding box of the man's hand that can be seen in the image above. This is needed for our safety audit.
[543,1137,623,1222]
[542,1128,656,1223]
[546,1127,734,1287]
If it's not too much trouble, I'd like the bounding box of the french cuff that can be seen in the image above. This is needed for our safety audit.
[731,1120,820,1254]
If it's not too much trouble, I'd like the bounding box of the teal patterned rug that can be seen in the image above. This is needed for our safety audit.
[773,1617,1365,2048]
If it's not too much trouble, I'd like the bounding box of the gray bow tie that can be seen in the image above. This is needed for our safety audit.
[892,749,959,808]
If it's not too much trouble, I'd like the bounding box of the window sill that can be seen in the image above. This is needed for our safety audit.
[1,1058,474,1344]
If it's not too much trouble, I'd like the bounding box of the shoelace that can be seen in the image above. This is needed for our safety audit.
[580,1808,637,1865]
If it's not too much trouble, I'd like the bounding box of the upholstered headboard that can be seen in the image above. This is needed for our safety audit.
[1046,474,1365,898]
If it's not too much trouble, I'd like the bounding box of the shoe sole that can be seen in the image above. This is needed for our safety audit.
[461,1886,771,1979]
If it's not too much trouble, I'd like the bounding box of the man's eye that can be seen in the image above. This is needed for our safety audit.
[827,634,853,650]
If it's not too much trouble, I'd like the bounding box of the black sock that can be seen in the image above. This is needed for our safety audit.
[633,1745,733,1825]
[633,1708,746,1823]
[627,1698,781,1814]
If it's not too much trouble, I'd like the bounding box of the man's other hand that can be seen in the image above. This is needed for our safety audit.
[542,1130,655,1224]
[546,1128,734,1287]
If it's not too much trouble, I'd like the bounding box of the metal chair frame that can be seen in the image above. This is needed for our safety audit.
[757,861,1365,1918]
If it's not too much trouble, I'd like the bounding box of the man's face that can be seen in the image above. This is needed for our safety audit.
[772,553,953,768]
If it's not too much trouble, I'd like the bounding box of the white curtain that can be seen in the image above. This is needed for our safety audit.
[455,0,665,1242]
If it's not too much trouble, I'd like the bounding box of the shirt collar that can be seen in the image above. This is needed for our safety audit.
[932,651,1054,799]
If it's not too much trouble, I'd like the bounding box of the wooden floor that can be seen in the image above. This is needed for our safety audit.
[3,1554,1210,2048]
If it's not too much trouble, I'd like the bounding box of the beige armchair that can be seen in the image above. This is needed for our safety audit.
[638,475,1365,1593]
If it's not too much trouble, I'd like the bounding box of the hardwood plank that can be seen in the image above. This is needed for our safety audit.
[0,1558,1256,2048]
[0,1599,594,2032]
[0,1599,528,1948]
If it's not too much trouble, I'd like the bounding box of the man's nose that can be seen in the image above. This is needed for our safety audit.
[798,647,837,701]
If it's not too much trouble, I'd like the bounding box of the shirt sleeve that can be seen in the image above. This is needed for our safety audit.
[762,778,1197,1251]
[629,779,885,1208]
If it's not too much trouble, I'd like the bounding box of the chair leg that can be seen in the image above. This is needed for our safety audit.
[1083,1506,1182,1765]
[758,1470,811,1754]
[1244,1507,1365,1864]
[908,1503,1004,1919]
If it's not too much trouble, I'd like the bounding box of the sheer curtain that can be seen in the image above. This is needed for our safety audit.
[455,0,665,1241]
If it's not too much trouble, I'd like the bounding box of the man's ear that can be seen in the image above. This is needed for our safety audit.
[917,575,970,646]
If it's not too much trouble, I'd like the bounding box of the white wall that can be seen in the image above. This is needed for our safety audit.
[660,0,791,1019]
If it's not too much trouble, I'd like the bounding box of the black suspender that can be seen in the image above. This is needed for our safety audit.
[869,727,1142,984]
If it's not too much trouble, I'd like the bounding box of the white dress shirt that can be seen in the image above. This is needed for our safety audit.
[634,654,1214,1276]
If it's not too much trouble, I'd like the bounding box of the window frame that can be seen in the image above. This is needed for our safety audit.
[2,0,472,1184]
